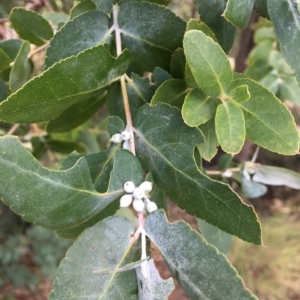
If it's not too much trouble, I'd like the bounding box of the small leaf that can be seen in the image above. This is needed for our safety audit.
[254,0,270,19]
[46,89,107,133]
[150,79,188,108]
[241,172,268,198]
[0,45,131,123]
[269,50,294,75]
[70,0,96,19]
[9,41,32,92]
[278,76,300,106]
[229,85,250,103]
[0,39,23,61]
[182,88,219,127]
[197,218,233,254]
[252,165,300,189]
[260,72,279,95]
[145,211,257,299]
[186,19,217,41]
[0,136,143,230]
[50,217,139,300]
[0,49,10,71]
[215,101,245,154]
[91,0,117,14]
[10,8,53,46]
[232,77,300,155]
[195,0,235,53]
[183,30,233,97]
[224,0,255,29]
[118,1,186,71]
[268,0,300,82]
[197,119,219,162]
[134,104,261,244]
[170,48,185,79]
[45,10,111,68]
[0,80,7,102]
[42,12,69,29]
[136,259,174,300]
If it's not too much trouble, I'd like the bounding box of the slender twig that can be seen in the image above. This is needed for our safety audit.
[28,41,50,59]
[7,124,19,135]
[251,146,260,163]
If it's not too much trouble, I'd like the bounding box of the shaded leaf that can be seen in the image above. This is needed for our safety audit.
[0,136,143,230]
[182,88,219,127]
[260,72,279,95]
[0,39,23,61]
[215,101,245,154]
[183,30,233,97]
[0,80,7,102]
[9,41,32,93]
[91,0,117,14]
[45,10,111,68]
[278,76,300,106]
[254,0,270,19]
[50,217,139,300]
[185,62,198,89]
[145,173,166,210]
[197,218,233,254]
[134,103,261,244]
[170,48,185,79]
[70,0,96,19]
[0,45,131,123]
[10,8,53,46]
[145,210,257,299]
[224,0,255,29]
[0,49,10,71]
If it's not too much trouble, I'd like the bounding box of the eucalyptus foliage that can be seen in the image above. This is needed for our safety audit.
[0,0,299,298]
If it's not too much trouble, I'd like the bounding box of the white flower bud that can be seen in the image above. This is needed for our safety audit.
[121,130,130,141]
[124,181,135,193]
[146,201,157,213]
[110,133,123,143]
[222,170,233,178]
[122,140,130,150]
[133,199,145,212]
[133,187,145,200]
[139,181,153,193]
[120,194,133,207]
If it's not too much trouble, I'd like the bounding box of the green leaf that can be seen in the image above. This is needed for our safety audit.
[0,45,131,123]
[118,1,186,71]
[9,8,53,46]
[170,48,185,79]
[195,0,236,53]
[150,79,188,108]
[183,30,233,97]
[215,101,245,154]
[91,0,117,14]
[0,80,7,102]
[0,39,23,62]
[0,136,143,230]
[0,49,10,71]
[42,12,69,29]
[136,259,174,299]
[254,0,270,19]
[186,19,217,41]
[254,27,276,44]
[9,41,32,93]
[252,165,300,189]
[50,217,139,300]
[269,50,294,75]
[197,119,219,162]
[268,0,300,82]
[70,0,96,19]
[145,211,257,299]
[224,0,255,29]
[46,89,107,133]
[229,85,250,103]
[185,62,198,89]
[45,10,111,68]
[260,72,279,95]
[182,88,219,127]
[232,77,299,155]
[197,218,233,254]
[134,104,261,244]
[278,76,300,106]
[145,173,166,210]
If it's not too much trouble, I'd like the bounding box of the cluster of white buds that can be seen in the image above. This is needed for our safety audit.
[110,130,131,150]
[120,181,158,213]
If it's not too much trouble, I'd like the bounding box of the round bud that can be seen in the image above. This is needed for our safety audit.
[124,181,135,193]
[120,194,133,207]
[121,130,130,141]
[139,181,153,193]
[146,201,157,213]
[110,133,123,144]
[122,140,130,150]
[133,199,145,212]
[133,187,145,200]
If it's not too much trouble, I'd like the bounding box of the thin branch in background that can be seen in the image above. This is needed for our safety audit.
[251,146,260,163]
[28,41,50,59]
[7,124,20,135]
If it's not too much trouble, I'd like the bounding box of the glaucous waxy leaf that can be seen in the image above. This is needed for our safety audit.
[0,45,131,123]
[0,49,10,71]
[46,89,107,133]
[195,0,235,53]
[42,12,69,29]
[145,211,257,299]
[0,39,23,62]
[229,85,250,103]
[118,1,186,71]
[186,19,217,41]
[268,0,300,82]
[197,119,219,162]
[50,217,140,300]
[215,101,245,154]
[45,10,111,68]
[224,0,255,29]
[150,79,188,108]
[70,0,96,19]
[10,8,53,46]
[0,136,143,230]
[134,103,261,244]
[182,88,219,127]
[9,41,32,93]
[232,77,299,155]
[91,0,117,14]
[197,218,233,255]
[170,48,185,79]
[241,175,268,199]
[183,30,233,97]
